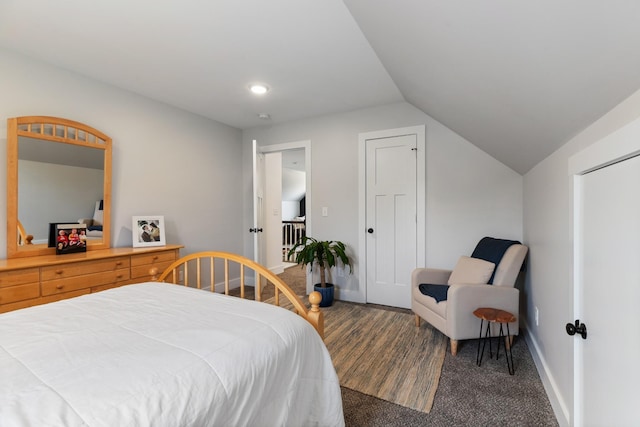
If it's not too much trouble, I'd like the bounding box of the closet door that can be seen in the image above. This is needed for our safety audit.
[577,155,640,426]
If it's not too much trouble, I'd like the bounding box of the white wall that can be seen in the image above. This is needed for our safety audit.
[0,49,243,258]
[523,88,640,426]
[282,167,305,202]
[281,201,300,220]
[19,160,103,241]
[243,102,523,300]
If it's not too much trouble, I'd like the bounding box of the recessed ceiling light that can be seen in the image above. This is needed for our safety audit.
[250,84,269,95]
[258,113,271,120]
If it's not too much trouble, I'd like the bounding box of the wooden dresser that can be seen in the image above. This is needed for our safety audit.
[0,245,182,313]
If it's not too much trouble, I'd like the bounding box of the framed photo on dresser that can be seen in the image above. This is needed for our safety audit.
[132,216,166,247]
[54,223,88,254]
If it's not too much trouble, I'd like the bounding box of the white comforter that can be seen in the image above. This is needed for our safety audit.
[0,283,344,427]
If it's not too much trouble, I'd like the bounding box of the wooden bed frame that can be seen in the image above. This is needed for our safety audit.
[151,251,324,338]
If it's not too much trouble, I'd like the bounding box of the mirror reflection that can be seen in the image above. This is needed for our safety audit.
[7,116,112,258]
[18,136,105,245]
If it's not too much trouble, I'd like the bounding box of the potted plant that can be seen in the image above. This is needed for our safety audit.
[287,236,352,307]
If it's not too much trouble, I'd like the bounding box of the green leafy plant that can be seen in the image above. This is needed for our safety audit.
[287,236,352,288]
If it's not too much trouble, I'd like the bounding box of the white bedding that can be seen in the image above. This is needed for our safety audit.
[0,283,344,427]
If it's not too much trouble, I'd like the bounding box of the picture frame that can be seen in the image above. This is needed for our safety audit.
[132,216,166,247]
[55,223,88,255]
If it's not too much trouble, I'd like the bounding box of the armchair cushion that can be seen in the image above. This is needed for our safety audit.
[418,256,495,303]
[447,256,495,285]
[78,218,94,226]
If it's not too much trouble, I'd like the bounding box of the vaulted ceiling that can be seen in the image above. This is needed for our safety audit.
[2,0,640,174]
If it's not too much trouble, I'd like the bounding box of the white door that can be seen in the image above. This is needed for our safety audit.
[365,134,417,308]
[251,140,265,265]
[264,152,283,273]
[576,155,640,426]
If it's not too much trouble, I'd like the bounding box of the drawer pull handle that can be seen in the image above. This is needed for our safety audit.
[56,285,64,290]
[152,256,159,261]
[115,261,122,266]
[55,270,63,275]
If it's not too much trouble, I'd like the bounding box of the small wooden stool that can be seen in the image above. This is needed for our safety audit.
[473,307,516,375]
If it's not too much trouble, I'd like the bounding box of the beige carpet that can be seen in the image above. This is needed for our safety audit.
[274,266,448,414]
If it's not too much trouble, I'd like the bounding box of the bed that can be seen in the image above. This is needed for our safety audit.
[0,252,344,426]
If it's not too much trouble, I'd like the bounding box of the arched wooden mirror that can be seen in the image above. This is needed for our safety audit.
[7,116,111,258]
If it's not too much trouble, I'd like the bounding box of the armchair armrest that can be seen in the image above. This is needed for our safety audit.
[411,268,452,288]
[446,284,519,340]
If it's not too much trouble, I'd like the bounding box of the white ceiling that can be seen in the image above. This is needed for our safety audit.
[3,1,640,174]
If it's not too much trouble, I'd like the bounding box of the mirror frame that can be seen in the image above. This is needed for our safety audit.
[7,116,112,258]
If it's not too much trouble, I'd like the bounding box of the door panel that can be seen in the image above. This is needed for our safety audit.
[264,152,283,273]
[578,155,640,426]
[252,140,265,265]
[366,134,417,308]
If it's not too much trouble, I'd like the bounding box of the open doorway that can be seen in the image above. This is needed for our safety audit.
[281,149,306,268]
[259,141,311,279]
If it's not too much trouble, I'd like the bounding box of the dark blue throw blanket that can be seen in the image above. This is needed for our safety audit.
[419,236,521,302]
[470,237,520,284]
[418,283,449,302]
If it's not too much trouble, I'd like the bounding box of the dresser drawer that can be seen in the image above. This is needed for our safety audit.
[42,269,130,296]
[40,290,91,305]
[131,250,177,267]
[131,260,174,280]
[0,283,40,305]
[0,289,91,314]
[0,268,39,288]
[41,257,130,281]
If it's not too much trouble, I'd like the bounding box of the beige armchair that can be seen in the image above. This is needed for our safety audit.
[412,238,528,355]
[78,200,104,239]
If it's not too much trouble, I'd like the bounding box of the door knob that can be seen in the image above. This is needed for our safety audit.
[566,319,587,339]
[367,228,374,234]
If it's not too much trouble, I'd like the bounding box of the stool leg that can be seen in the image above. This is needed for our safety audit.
[487,321,493,358]
[478,320,492,366]
[506,323,515,375]
[497,323,504,360]
[476,319,484,366]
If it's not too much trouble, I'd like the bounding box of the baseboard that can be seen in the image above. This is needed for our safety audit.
[522,321,571,427]
[335,287,366,304]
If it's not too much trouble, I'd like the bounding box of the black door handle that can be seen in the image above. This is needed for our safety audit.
[249,228,264,233]
[367,228,374,234]
[566,319,587,339]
